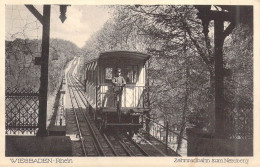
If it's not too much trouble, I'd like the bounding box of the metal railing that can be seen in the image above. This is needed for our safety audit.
[54,78,66,126]
[142,116,187,156]
[97,85,149,108]
[5,87,39,135]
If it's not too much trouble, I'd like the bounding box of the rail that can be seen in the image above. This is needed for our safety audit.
[66,66,87,156]
[77,75,186,155]
[68,69,106,156]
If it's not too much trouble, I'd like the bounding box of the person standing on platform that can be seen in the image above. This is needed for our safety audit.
[112,68,126,102]
[112,68,126,122]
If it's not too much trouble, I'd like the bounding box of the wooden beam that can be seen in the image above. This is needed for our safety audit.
[36,5,51,137]
[207,10,236,22]
[214,19,225,138]
[25,5,43,24]
[223,22,236,38]
[195,5,253,24]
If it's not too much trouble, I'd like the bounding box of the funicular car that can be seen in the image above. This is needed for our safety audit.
[84,51,150,136]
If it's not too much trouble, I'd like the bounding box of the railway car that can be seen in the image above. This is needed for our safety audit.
[84,51,150,136]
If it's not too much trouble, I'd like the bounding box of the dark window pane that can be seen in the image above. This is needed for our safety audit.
[105,68,113,80]
[124,65,138,84]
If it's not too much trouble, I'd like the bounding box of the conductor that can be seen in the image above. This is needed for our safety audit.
[112,68,126,122]
[112,68,126,101]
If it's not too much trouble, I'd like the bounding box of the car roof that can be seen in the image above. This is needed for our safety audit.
[85,51,150,64]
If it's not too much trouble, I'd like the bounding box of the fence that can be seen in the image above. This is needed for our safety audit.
[5,87,39,135]
[142,116,187,156]
[5,6,42,135]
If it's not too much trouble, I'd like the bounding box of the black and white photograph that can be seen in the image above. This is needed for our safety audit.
[1,0,259,166]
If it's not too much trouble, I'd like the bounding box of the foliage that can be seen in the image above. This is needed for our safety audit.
[188,109,210,129]
[81,5,253,136]
[5,38,80,95]
[82,5,213,128]
[6,38,41,91]
[48,38,81,94]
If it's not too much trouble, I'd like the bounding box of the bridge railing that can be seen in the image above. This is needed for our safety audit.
[5,38,41,135]
[53,77,66,127]
[5,87,39,135]
[142,116,187,155]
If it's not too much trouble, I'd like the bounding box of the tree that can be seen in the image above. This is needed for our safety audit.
[6,38,81,95]
[81,5,253,140]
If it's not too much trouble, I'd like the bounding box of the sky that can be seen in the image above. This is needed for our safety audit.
[5,5,112,48]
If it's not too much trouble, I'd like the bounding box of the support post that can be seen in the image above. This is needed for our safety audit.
[145,58,151,135]
[146,112,150,134]
[36,5,51,136]
[214,19,225,138]
[165,120,169,153]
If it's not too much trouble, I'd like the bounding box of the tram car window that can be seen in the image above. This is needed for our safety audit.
[123,65,138,84]
[104,67,113,83]
[84,51,150,136]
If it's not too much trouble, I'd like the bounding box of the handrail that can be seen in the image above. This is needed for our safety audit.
[143,115,187,141]
[96,85,149,108]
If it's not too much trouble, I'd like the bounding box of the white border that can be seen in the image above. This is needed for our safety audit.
[1,0,259,167]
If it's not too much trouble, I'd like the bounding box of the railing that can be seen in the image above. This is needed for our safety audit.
[5,87,39,135]
[85,81,96,107]
[54,78,66,126]
[97,85,149,108]
[142,116,187,156]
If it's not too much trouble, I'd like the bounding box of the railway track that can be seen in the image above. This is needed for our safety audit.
[116,131,149,156]
[136,130,180,156]
[103,129,149,156]
[67,60,151,156]
[73,74,179,156]
[67,62,113,156]
[65,58,177,156]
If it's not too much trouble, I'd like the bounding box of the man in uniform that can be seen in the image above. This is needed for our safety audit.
[112,68,126,122]
[112,68,126,100]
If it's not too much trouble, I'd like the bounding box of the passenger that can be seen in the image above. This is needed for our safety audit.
[112,68,126,106]
[112,68,126,122]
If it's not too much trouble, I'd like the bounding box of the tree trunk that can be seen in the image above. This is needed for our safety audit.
[177,31,189,151]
